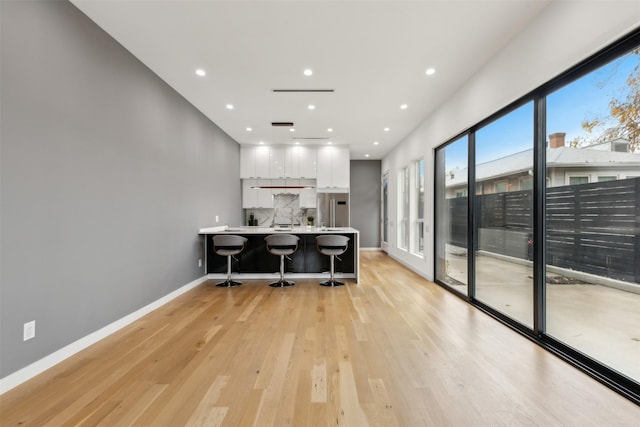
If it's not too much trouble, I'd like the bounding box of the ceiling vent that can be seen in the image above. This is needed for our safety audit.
[271,122,294,127]
[272,89,334,93]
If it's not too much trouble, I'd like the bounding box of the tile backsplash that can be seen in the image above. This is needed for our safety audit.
[245,193,316,227]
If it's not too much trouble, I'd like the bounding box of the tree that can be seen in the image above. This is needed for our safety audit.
[570,49,640,153]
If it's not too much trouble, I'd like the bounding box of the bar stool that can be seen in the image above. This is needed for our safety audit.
[316,235,350,287]
[265,234,300,287]
[212,235,248,287]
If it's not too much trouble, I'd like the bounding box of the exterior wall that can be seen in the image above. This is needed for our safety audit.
[556,167,640,185]
[0,1,241,378]
[449,165,640,196]
[382,1,640,280]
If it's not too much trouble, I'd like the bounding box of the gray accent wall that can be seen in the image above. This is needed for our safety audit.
[350,160,381,248]
[0,1,241,377]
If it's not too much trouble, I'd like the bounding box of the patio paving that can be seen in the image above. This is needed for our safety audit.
[443,250,640,382]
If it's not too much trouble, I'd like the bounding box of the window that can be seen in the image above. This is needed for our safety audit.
[598,175,616,182]
[412,158,425,256]
[495,181,508,193]
[397,167,410,250]
[569,176,588,185]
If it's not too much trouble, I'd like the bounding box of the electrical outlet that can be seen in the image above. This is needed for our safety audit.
[24,320,35,341]
[215,215,219,222]
[198,258,202,268]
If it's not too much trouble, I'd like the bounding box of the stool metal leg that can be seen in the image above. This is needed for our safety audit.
[269,255,295,287]
[320,255,344,287]
[217,255,242,287]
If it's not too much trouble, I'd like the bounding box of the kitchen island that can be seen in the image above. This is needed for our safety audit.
[198,226,360,283]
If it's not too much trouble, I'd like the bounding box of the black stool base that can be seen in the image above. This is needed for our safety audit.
[269,280,295,287]
[319,280,344,287]
[216,280,242,287]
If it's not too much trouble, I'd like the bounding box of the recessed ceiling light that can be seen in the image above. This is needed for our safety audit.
[290,128,295,132]
[259,141,264,145]
[400,104,408,110]
[303,68,313,76]
[365,154,370,158]
[373,141,379,145]
[327,128,333,132]
[294,141,300,145]
[195,68,206,77]
[327,141,332,145]
[426,67,436,75]
[308,104,315,110]
[226,104,234,110]
[246,127,252,132]
[384,127,390,132]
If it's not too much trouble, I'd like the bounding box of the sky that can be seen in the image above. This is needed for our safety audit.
[442,49,638,171]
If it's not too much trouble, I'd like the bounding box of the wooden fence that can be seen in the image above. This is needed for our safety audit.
[446,177,640,283]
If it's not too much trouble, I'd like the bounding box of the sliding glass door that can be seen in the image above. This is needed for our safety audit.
[546,49,640,383]
[435,136,469,295]
[434,30,640,399]
[474,102,534,328]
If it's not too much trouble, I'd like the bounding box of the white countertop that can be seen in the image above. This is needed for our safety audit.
[198,226,359,235]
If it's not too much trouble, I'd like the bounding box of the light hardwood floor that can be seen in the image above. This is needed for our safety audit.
[1,251,638,426]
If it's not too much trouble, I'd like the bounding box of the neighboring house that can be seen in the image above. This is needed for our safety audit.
[445,133,640,197]
[579,137,632,153]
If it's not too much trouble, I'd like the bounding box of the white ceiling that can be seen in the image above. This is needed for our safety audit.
[71,0,550,159]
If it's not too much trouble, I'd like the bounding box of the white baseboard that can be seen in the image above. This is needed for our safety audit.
[360,247,382,251]
[387,252,434,282]
[0,275,208,395]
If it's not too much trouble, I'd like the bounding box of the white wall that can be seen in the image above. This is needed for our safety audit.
[382,1,640,280]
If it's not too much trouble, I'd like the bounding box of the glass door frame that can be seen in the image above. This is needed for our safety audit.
[431,28,640,405]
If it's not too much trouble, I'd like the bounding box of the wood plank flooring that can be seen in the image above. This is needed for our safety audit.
[1,251,638,426]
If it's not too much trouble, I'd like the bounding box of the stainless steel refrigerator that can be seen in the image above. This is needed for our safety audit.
[317,193,350,227]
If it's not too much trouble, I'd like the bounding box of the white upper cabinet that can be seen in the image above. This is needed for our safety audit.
[254,145,271,178]
[285,146,317,178]
[241,145,318,179]
[316,146,332,187]
[299,179,317,208]
[240,145,272,178]
[270,146,286,178]
[242,179,258,208]
[316,146,350,191]
[299,147,317,178]
[332,148,350,188]
[240,146,256,178]
[284,147,299,178]
[242,179,274,208]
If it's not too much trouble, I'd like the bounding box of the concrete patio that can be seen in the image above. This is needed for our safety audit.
[443,248,640,383]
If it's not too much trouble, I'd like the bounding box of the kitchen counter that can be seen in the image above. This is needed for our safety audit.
[198,226,359,283]
[199,226,359,234]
